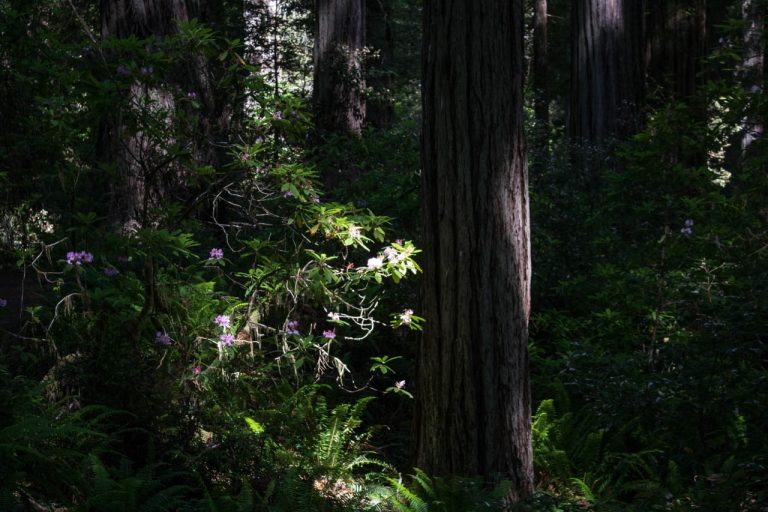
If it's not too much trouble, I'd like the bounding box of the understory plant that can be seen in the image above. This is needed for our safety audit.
[0,7,421,509]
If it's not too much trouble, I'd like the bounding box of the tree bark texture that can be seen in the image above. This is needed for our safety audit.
[313,0,365,135]
[645,0,707,167]
[533,0,549,131]
[740,0,764,152]
[415,0,533,502]
[101,0,196,38]
[569,0,645,145]
[645,0,706,103]
[100,0,230,230]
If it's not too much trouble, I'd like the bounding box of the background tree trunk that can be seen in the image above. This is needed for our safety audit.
[313,0,365,136]
[365,0,394,128]
[645,0,707,103]
[740,0,764,153]
[533,0,549,133]
[101,0,192,38]
[645,0,707,167]
[415,0,533,502]
[569,0,645,146]
[244,0,270,69]
[100,0,233,230]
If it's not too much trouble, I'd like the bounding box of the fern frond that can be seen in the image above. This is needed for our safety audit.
[386,477,428,512]
[411,468,434,497]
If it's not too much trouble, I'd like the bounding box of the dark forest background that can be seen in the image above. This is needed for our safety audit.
[0,0,766,510]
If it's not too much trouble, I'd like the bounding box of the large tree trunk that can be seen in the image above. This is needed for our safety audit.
[569,0,645,145]
[313,0,365,136]
[415,0,533,502]
[101,0,192,38]
[100,0,229,230]
[533,0,549,133]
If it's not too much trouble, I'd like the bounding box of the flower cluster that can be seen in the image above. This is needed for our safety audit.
[215,314,235,347]
[286,319,300,335]
[67,251,94,265]
[155,331,172,345]
[215,314,231,328]
[3,209,56,250]
[31,209,54,234]
[0,298,7,308]
[383,244,407,263]
[322,329,336,340]
[391,307,422,330]
[680,219,694,236]
[365,243,411,271]
[209,247,224,260]
[103,267,119,277]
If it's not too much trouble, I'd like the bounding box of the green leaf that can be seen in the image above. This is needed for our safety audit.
[244,417,265,435]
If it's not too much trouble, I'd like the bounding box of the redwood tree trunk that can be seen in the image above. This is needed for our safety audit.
[415,0,533,501]
[645,0,706,103]
[100,0,230,230]
[313,0,365,136]
[101,0,193,38]
[533,0,549,132]
[645,0,707,167]
[569,0,645,145]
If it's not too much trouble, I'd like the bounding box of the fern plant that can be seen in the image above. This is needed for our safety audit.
[385,468,510,512]
[0,365,116,510]
[532,398,573,491]
[238,385,394,511]
[76,457,198,512]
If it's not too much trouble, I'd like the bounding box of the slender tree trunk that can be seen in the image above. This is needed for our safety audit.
[533,0,549,133]
[244,0,273,85]
[741,0,764,153]
[366,0,394,128]
[313,0,365,136]
[569,0,645,146]
[415,0,533,502]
